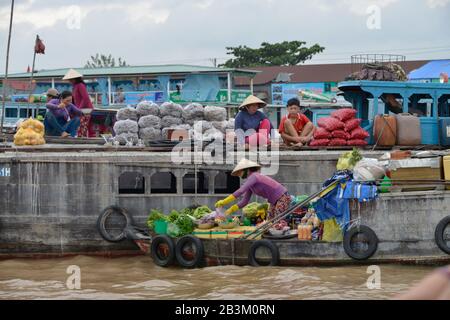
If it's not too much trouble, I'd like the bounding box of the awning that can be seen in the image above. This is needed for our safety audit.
[408,60,450,80]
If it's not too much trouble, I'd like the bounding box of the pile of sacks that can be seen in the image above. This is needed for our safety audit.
[113,101,232,144]
[14,118,46,146]
[311,108,369,147]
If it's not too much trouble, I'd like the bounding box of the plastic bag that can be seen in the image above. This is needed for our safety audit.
[114,119,139,134]
[161,116,183,128]
[115,133,139,145]
[167,223,181,238]
[310,139,330,147]
[186,117,205,127]
[345,118,362,132]
[353,158,387,181]
[139,127,162,141]
[317,117,344,132]
[136,101,160,117]
[116,107,138,121]
[331,108,357,122]
[160,102,183,118]
[314,127,331,140]
[204,106,227,122]
[347,139,368,147]
[182,103,204,120]
[212,121,228,134]
[350,127,370,140]
[331,130,349,140]
[322,218,343,242]
[138,115,161,129]
[328,138,347,146]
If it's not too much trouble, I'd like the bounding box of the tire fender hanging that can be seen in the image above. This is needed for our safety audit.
[343,225,379,261]
[97,206,133,243]
[435,216,450,255]
[151,235,176,267]
[248,240,280,267]
[175,236,205,269]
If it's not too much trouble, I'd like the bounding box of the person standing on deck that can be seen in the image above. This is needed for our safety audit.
[279,98,315,147]
[234,95,274,149]
[44,91,82,138]
[215,159,291,221]
[63,69,94,138]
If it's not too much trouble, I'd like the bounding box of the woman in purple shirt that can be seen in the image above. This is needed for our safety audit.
[44,91,82,138]
[215,159,291,220]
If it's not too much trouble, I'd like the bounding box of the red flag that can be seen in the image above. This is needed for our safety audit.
[34,35,45,54]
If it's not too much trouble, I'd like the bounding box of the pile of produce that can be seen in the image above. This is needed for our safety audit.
[336,148,363,171]
[114,101,230,145]
[242,202,270,220]
[14,118,46,146]
[310,108,369,147]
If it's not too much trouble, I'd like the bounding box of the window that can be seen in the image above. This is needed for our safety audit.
[380,93,403,114]
[119,172,145,194]
[5,108,18,118]
[183,172,209,194]
[214,171,241,194]
[20,109,28,118]
[439,95,450,117]
[151,172,177,194]
[409,94,433,117]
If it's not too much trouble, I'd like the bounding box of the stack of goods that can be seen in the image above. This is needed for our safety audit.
[311,108,369,147]
[297,208,322,241]
[14,118,46,146]
[113,101,230,145]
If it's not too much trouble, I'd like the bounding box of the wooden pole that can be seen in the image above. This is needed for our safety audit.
[1,0,15,133]
[27,35,38,119]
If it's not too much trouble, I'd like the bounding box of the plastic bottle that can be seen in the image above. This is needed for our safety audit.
[306,225,313,241]
[298,225,304,240]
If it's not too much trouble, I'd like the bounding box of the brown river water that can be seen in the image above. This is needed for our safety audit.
[0,256,433,300]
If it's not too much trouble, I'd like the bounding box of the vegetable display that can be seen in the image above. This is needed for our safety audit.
[192,206,212,219]
[242,202,269,219]
[147,209,166,230]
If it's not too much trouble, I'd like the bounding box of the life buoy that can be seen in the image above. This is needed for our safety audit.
[175,236,205,268]
[343,225,379,261]
[151,235,176,267]
[248,240,280,267]
[97,206,133,243]
[435,216,450,255]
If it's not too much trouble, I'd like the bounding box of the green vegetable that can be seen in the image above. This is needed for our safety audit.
[168,210,180,223]
[192,206,212,219]
[174,214,195,237]
[147,209,167,230]
[243,202,261,219]
[336,148,363,171]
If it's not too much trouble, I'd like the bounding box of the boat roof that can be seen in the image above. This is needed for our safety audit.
[338,80,450,91]
[2,64,260,81]
[409,60,450,80]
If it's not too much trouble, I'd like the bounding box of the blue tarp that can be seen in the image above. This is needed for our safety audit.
[408,60,450,80]
[181,74,220,102]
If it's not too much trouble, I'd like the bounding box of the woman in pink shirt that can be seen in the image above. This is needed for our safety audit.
[63,69,94,137]
[215,159,291,220]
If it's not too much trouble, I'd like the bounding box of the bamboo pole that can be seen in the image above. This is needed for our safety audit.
[27,35,38,119]
[1,0,15,133]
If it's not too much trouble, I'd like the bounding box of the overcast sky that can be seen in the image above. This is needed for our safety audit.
[0,0,449,74]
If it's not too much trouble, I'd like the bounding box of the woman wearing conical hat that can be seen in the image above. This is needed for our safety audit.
[63,69,94,137]
[215,158,291,220]
[234,95,274,148]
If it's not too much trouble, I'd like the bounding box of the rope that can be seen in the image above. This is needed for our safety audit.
[372,115,397,151]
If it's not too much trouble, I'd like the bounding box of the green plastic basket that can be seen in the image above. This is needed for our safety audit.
[154,220,168,235]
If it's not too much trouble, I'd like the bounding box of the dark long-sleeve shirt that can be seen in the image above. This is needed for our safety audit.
[47,99,83,121]
[73,82,93,109]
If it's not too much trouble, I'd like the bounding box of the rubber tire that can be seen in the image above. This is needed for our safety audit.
[344,225,379,261]
[175,236,205,269]
[97,206,133,243]
[248,240,280,267]
[435,216,450,255]
[151,235,176,267]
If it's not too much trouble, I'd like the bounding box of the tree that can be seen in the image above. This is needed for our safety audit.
[85,54,129,68]
[220,41,325,68]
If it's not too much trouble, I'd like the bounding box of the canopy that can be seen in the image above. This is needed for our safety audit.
[408,60,450,80]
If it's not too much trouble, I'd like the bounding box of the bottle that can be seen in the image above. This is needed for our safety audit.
[298,225,304,240]
[306,225,313,241]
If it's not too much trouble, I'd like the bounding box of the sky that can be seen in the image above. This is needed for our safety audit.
[0,0,449,74]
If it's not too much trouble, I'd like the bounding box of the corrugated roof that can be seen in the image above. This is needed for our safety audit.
[235,60,430,86]
[408,60,450,79]
[2,64,259,80]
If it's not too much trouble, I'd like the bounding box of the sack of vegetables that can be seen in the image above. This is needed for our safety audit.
[14,118,45,146]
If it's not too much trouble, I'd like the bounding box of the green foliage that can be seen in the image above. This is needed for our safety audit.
[192,206,212,219]
[220,41,325,68]
[167,210,180,223]
[85,53,129,68]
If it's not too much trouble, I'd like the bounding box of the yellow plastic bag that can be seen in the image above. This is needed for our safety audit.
[322,218,343,242]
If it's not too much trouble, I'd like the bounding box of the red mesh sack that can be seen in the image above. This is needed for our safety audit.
[347,139,368,146]
[328,138,347,146]
[314,127,331,139]
[331,130,349,140]
[350,127,370,140]
[331,108,357,122]
[317,117,344,132]
[310,139,330,147]
[345,118,362,132]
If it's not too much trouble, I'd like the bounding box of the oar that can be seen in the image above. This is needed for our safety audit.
[243,178,345,240]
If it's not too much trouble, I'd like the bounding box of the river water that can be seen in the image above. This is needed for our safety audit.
[0,256,433,300]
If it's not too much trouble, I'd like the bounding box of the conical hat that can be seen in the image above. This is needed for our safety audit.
[239,95,267,110]
[231,158,261,176]
[63,69,83,80]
